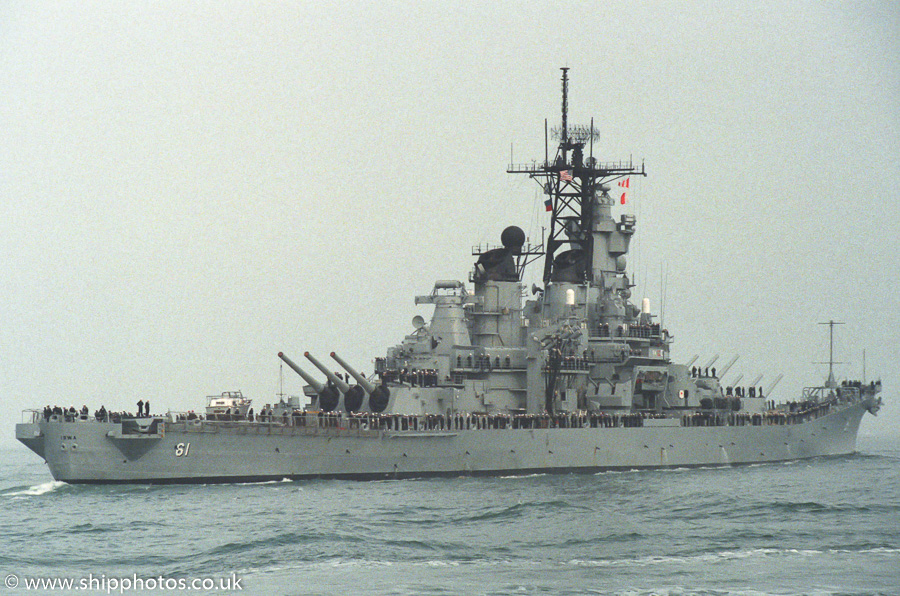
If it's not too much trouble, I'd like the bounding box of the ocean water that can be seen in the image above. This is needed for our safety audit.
[1,435,898,596]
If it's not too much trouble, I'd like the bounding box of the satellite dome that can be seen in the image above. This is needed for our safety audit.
[500,226,526,250]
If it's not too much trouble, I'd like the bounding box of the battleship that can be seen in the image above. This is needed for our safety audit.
[17,69,882,484]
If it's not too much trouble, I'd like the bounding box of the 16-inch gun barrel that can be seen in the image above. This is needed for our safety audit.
[278,352,326,393]
[331,352,391,412]
[329,351,387,412]
[330,352,376,393]
[304,352,351,393]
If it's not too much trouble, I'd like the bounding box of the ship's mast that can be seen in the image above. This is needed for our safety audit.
[818,320,845,389]
[510,69,655,416]
[277,363,286,402]
[507,68,646,284]
[560,67,569,147]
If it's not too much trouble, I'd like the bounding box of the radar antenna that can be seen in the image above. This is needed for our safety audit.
[560,67,568,145]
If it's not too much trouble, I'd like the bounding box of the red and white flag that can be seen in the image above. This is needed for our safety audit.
[620,192,627,205]
[560,170,573,181]
[618,178,630,188]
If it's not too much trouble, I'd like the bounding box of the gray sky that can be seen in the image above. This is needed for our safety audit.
[2,1,898,447]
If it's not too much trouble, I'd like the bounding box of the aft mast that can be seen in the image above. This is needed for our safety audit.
[818,319,845,390]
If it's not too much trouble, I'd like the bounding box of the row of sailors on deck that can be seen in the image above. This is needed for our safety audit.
[684,401,834,427]
[726,386,764,398]
[254,404,834,431]
[246,410,670,430]
[834,383,876,401]
[43,405,85,421]
[597,323,663,338]
[842,379,880,389]
[206,407,254,422]
[187,409,671,430]
[186,407,276,422]
[445,349,655,373]
[42,405,143,423]
[733,402,833,425]
[340,411,665,430]
[691,366,717,378]
[454,355,512,370]
[379,368,439,387]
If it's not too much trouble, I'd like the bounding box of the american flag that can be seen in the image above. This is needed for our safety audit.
[560,170,573,181]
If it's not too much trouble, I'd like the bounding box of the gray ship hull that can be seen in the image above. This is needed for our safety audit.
[16,401,870,484]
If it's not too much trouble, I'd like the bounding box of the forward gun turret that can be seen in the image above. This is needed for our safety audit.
[305,352,364,412]
[278,352,340,412]
[331,352,391,412]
